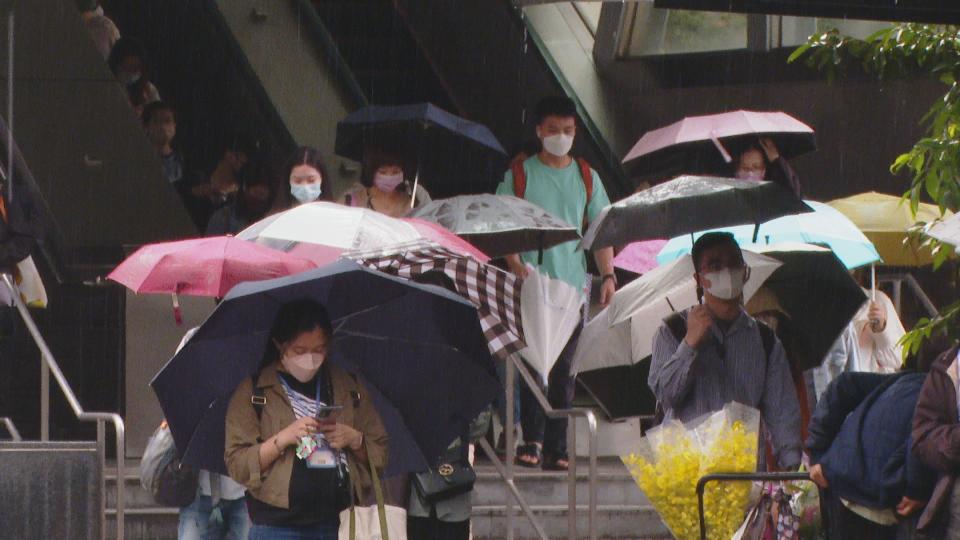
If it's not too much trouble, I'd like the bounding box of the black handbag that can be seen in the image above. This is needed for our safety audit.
[412,439,475,504]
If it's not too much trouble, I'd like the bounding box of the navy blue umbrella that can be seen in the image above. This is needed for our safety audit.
[151,260,499,475]
[335,103,507,198]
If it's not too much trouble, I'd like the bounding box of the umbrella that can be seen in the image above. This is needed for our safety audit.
[623,110,816,177]
[409,194,580,258]
[743,243,867,370]
[403,218,490,263]
[571,308,656,420]
[613,239,668,275]
[580,175,813,250]
[656,201,881,270]
[108,236,316,297]
[151,260,500,474]
[828,192,951,266]
[237,202,487,265]
[334,103,507,198]
[928,212,960,248]
[572,251,781,418]
[520,268,584,381]
[345,241,524,359]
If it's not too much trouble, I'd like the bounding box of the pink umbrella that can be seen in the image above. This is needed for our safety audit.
[613,239,668,275]
[623,110,815,175]
[108,236,316,297]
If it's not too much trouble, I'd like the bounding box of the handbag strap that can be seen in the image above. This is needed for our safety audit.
[349,437,389,540]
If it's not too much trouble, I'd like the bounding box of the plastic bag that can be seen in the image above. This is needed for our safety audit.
[622,402,760,540]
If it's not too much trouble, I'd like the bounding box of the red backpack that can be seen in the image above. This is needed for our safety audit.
[511,157,594,228]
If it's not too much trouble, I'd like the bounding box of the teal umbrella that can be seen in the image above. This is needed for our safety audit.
[656,200,880,269]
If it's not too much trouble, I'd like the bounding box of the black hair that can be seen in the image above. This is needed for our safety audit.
[534,96,577,125]
[276,146,333,207]
[731,140,772,178]
[107,37,148,76]
[220,132,258,160]
[691,232,743,301]
[261,299,334,370]
[74,0,98,12]
[142,101,176,126]
[360,144,411,188]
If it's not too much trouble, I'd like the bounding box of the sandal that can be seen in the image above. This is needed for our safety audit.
[542,454,569,471]
[515,443,542,468]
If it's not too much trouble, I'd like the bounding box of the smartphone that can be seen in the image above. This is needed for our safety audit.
[315,405,343,423]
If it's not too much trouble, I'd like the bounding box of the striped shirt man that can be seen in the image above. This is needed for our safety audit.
[649,307,802,469]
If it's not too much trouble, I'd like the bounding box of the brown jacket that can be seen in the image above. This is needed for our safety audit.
[913,344,960,534]
[224,361,388,510]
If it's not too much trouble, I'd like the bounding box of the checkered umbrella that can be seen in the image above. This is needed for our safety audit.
[346,240,524,360]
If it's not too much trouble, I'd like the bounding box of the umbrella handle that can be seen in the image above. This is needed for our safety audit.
[710,132,732,163]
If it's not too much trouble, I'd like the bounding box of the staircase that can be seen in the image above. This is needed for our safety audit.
[107,457,669,539]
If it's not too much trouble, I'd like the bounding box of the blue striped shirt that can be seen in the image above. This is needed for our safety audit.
[649,308,802,469]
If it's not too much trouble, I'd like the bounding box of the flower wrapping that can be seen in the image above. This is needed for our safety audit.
[621,402,760,540]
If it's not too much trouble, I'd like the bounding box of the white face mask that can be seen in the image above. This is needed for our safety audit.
[280,352,325,382]
[373,172,404,192]
[291,182,323,203]
[701,267,747,301]
[541,134,574,157]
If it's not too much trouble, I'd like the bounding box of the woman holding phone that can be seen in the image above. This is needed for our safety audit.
[225,299,389,540]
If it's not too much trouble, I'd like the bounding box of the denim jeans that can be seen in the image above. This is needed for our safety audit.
[247,522,338,540]
[178,495,250,540]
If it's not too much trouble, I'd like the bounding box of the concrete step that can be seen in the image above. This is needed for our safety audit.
[105,459,671,540]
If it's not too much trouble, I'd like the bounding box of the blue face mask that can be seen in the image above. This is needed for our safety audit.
[291,182,322,203]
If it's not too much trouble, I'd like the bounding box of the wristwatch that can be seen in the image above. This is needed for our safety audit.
[602,273,617,286]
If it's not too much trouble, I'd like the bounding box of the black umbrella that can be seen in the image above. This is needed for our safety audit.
[335,103,508,198]
[408,194,580,259]
[580,175,812,250]
[151,260,499,474]
[745,244,867,370]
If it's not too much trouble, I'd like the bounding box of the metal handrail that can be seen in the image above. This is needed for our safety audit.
[2,275,125,540]
[484,354,599,540]
[696,472,812,540]
[0,416,21,441]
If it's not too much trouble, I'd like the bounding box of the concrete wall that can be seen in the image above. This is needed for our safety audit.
[213,0,362,197]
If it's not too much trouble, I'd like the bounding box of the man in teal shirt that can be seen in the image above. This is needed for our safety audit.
[496,96,616,470]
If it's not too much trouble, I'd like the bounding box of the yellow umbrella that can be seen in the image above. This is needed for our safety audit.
[827,191,950,267]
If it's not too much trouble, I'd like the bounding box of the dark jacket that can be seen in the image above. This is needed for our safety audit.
[913,344,960,534]
[807,371,935,509]
[0,184,43,270]
[767,157,803,199]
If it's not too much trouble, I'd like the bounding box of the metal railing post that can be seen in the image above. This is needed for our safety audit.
[40,355,49,440]
[2,275,125,540]
[0,416,21,440]
[512,356,599,540]
[477,438,551,540]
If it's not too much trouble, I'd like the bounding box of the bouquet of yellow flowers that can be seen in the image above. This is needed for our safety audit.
[622,402,760,540]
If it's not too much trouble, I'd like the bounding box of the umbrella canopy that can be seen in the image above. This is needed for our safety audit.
[828,192,950,266]
[237,202,486,265]
[580,175,812,250]
[613,239,668,275]
[403,218,490,263]
[743,243,867,370]
[409,194,580,258]
[520,269,584,381]
[108,236,316,297]
[623,110,816,178]
[346,241,523,360]
[151,260,499,474]
[335,103,507,197]
[928,212,960,248]
[656,200,881,270]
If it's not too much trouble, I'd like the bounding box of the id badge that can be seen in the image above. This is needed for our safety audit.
[305,436,337,469]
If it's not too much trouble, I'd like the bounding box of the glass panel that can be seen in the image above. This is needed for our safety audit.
[626,7,748,57]
[573,2,602,35]
[779,16,892,47]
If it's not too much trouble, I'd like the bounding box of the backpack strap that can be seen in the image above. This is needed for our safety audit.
[250,371,266,422]
[511,160,526,199]
[756,320,776,361]
[576,157,593,207]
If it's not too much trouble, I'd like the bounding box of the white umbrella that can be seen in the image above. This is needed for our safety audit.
[519,267,585,382]
[927,212,960,248]
[574,251,782,375]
